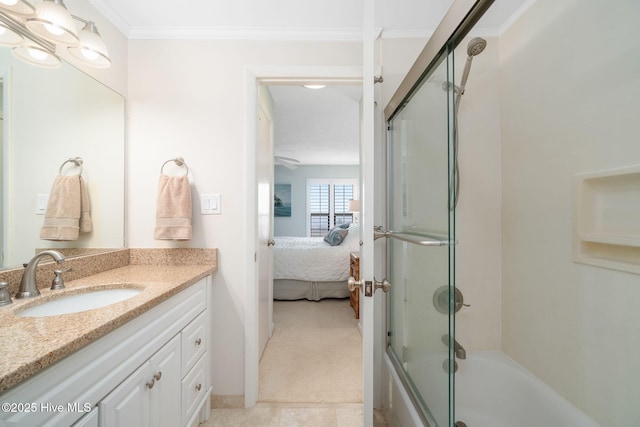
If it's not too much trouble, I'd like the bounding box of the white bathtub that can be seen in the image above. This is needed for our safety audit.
[455,352,601,427]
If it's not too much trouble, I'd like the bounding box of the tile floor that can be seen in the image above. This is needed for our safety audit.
[202,402,389,427]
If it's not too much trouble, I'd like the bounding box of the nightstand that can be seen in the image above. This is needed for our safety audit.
[349,251,360,319]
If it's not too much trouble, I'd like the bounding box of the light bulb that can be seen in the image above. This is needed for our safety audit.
[81,47,98,60]
[0,0,19,6]
[27,47,48,61]
[67,21,110,68]
[44,22,65,36]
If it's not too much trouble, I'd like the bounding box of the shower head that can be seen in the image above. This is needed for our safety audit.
[458,37,487,102]
[467,37,487,57]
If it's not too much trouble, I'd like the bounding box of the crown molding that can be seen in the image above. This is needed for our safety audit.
[126,26,367,41]
[88,0,131,37]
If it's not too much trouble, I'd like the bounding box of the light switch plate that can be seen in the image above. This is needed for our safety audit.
[200,193,221,215]
[36,194,49,215]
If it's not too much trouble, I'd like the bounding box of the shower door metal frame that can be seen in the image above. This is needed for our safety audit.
[385,0,494,123]
[382,0,494,426]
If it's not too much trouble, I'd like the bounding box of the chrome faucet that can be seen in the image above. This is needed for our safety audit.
[16,250,66,299]
[442,334,467,360]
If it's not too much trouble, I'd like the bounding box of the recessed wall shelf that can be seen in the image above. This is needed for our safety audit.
[573,164,640,274]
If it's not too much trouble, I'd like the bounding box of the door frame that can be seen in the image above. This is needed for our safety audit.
[244,65,365,408]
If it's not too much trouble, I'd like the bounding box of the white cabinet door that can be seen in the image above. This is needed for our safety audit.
[100,361,151,427]
[100,335,181,427]
[150,335,181,427]
[72,407,98,427]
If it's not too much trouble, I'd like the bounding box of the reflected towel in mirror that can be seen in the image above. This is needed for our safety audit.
[40,176,92,241]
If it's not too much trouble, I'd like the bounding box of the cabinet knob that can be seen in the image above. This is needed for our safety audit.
[195,383,202,391]
[195,338,202,346]
[154,371,162,381]
[147,379,155,389]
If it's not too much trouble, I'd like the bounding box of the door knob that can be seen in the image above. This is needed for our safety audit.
[348,276,362,292]
[267,239,276,247]
[374,278,391,293]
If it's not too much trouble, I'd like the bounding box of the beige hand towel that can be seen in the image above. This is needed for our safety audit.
[79,176,92,233]
[40,176,92,241]
[154,174,192,240]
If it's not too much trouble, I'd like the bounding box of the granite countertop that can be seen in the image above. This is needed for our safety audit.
[0,262,215,393]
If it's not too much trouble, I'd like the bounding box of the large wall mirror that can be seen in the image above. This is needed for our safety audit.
[0,48,125,269]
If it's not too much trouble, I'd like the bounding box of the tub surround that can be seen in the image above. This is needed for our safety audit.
[0,248,217,393]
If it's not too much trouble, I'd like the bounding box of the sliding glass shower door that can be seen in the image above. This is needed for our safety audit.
[386,47,456,427]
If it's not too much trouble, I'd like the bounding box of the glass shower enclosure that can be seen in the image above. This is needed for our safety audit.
[380,2,493,424]
[385,47,457,427]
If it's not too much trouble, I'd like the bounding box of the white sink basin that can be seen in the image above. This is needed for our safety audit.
[17,288,142,317]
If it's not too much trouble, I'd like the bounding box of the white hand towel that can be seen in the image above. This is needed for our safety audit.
[40,175,92,241]
[154,174,192,240]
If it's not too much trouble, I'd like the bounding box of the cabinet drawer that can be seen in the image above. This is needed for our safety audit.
[181,311,206,374]
[181,354,207,426]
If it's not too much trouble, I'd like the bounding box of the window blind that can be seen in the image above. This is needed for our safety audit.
[308,182,354,236]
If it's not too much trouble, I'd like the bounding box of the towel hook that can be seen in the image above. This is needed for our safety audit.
[160,157,189,176]
[58,157,83,176]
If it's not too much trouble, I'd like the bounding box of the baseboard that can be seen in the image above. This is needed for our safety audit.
[211,394,245,409]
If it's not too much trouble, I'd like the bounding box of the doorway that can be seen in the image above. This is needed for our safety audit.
[245,67,362,407]
[258,82,363,404]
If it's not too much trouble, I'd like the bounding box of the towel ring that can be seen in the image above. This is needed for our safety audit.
[160,157,189,176]
[59,157,83,176]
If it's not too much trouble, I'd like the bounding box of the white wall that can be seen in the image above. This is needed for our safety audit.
[126,39,362,395]
[274,165,359,236]
[453,36,503,351]
[500,0,640,425]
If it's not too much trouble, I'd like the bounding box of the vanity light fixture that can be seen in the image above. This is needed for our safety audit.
[12,39,60,68]
[0,20,23,45]
[67,18,110,68]
[25,0,78,45]
[0,0,35,18]
[0,0,111,68]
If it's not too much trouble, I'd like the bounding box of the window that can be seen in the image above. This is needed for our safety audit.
[307,179,358,236]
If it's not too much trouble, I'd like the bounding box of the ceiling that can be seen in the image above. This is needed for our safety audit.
[89,0,529,40]
[89,0,529,166]
[269,85,362,166]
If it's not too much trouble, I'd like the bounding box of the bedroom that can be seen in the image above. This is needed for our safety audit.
[258,83,364,403]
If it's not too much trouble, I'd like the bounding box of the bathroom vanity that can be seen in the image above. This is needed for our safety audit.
[0,250,216,427]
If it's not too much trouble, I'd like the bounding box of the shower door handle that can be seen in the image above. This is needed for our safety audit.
[374,227,457,247]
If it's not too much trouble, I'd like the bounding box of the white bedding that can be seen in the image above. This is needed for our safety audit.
[273,229,359,282]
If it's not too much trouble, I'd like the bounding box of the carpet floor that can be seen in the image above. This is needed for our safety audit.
[258,299,363,403]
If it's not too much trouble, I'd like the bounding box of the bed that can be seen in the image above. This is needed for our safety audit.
[273,224,359,301]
